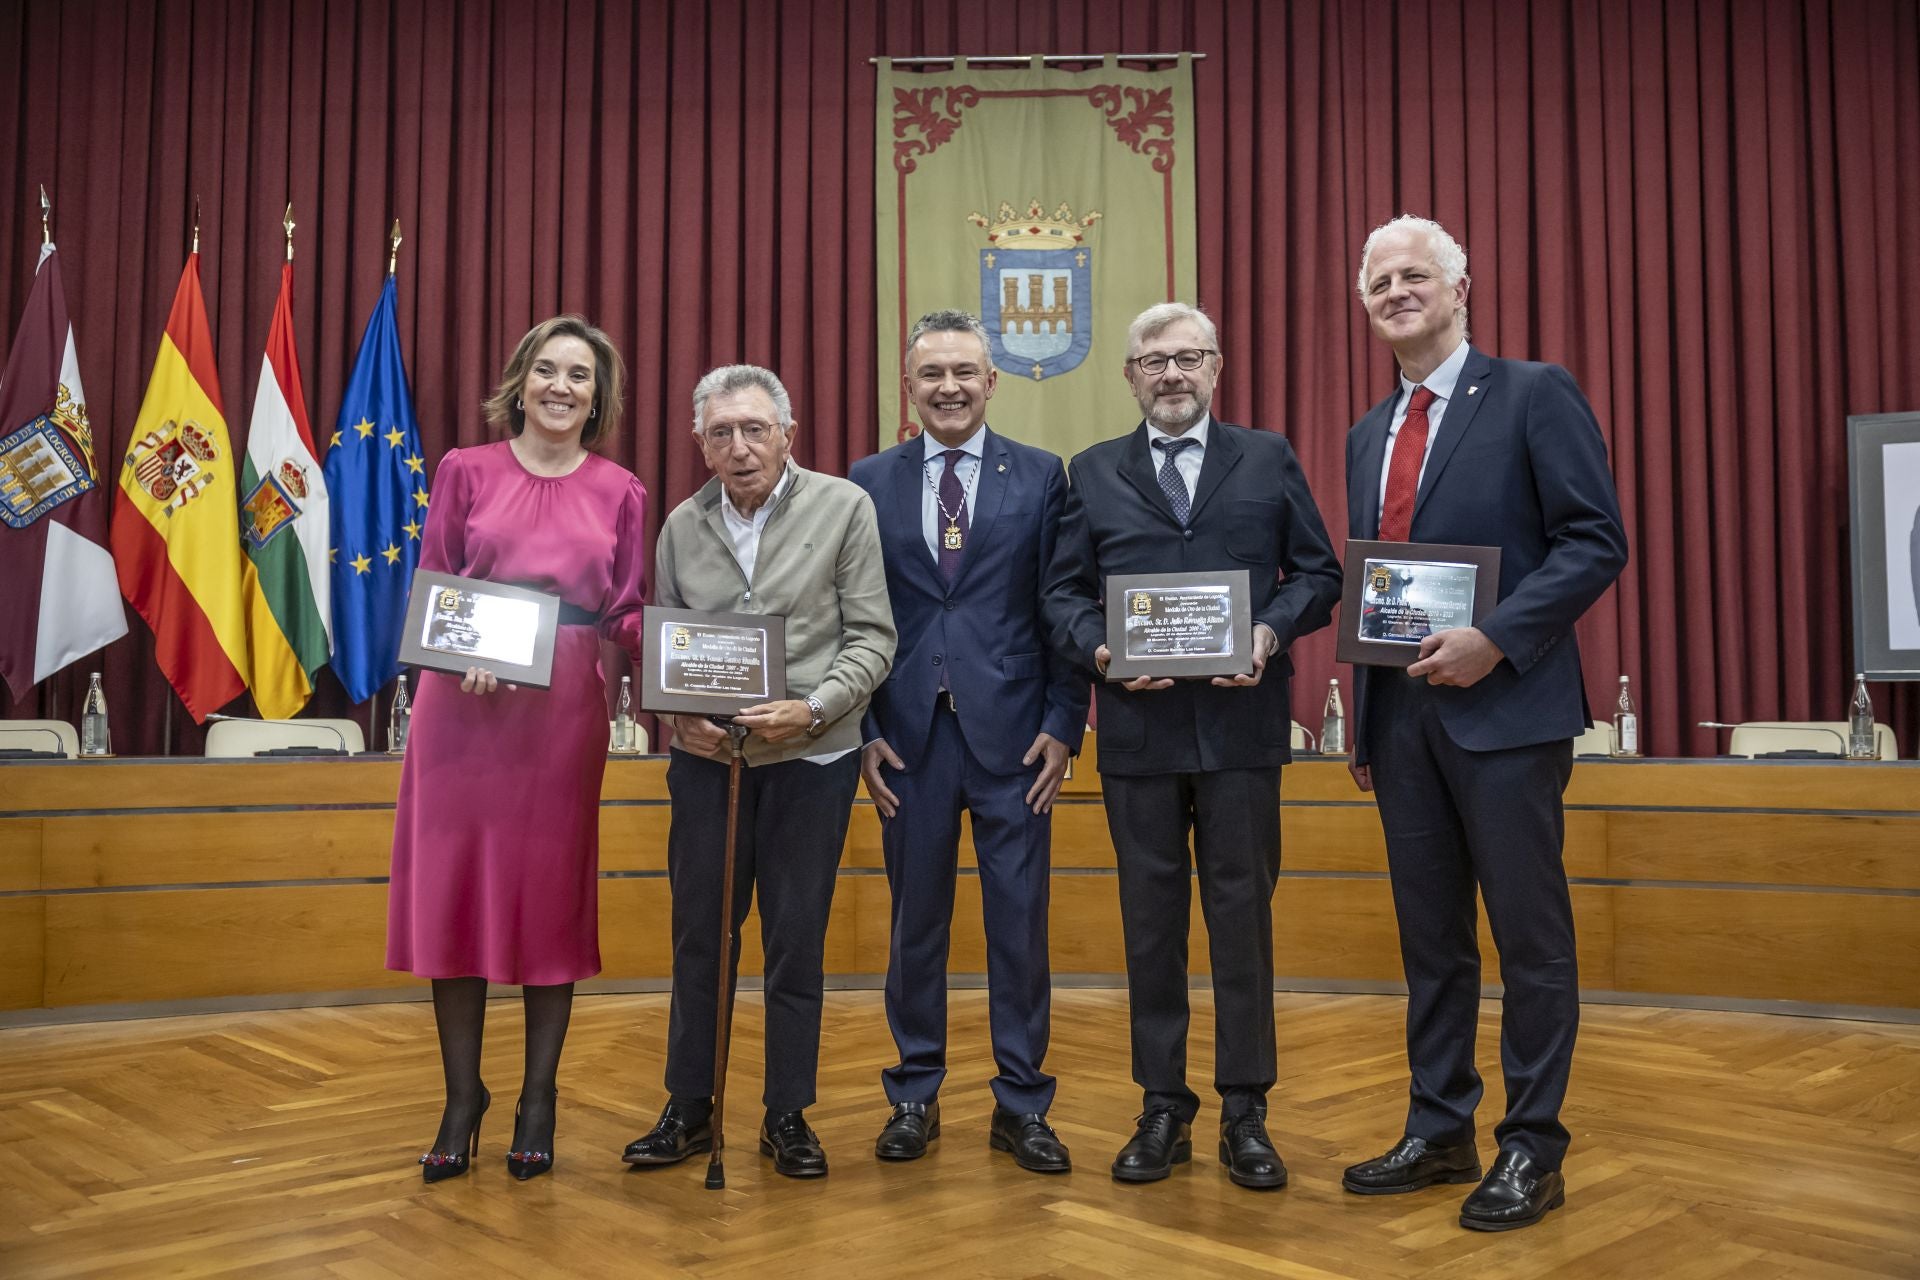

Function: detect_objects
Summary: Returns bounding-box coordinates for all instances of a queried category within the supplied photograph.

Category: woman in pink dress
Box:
[387,315,647,1182]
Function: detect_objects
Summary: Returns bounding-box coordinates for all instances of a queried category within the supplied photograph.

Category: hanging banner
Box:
[876,55,1198,458]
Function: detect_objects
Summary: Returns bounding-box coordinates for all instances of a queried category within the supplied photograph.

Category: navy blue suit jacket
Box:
[850,427,1088,775]
[1345,347,1629,763]
[1044,420,1342,776]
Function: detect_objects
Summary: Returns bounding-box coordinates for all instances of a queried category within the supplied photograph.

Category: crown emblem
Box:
[967,199,1102,250]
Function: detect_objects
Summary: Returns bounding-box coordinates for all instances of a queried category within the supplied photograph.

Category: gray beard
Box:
[1146,393,1208,432]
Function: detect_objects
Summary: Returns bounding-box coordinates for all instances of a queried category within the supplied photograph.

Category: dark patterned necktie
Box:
[1155,437,1196,526]
[938,448,969,582]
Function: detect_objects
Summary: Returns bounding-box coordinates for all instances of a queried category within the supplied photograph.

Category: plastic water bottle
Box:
[1611,675,1641,757]
[612,676,638,753]
[388,672,412,755]
[1320,678,1346,755]
[1848,673,1877,760]
[80,672,111,757]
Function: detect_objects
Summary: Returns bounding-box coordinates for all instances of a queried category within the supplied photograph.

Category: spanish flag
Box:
[110,254,248,721]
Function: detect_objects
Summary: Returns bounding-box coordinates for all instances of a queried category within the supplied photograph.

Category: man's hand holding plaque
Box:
[1096,620,1277,690]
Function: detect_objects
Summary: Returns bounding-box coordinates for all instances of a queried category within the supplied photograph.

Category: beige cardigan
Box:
[653,463,896,766]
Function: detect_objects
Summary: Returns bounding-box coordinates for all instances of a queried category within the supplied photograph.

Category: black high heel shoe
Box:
[507,1087,557,1181]
[418,1086,490,1184]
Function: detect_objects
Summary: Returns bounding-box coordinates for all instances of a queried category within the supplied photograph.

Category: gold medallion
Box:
[943,523,963,551]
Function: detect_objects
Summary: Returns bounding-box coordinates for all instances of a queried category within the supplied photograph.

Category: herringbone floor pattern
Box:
[1,991,1915,1278]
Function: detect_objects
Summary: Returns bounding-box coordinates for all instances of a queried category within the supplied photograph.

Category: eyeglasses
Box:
[698,420,781,446]
[1127,349,1216,376]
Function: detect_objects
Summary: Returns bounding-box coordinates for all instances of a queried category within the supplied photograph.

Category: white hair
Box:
[691,364,793,433]
[1126,301,1219,355]
[1355,214,1470,337]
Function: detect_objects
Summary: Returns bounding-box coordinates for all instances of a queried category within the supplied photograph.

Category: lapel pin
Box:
[1467,385,1477,396]
[997,463,1007,472]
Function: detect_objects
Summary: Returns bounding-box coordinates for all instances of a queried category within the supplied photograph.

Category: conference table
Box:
[1,741,1915,1021]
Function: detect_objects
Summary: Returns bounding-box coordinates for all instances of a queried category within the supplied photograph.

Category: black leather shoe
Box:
[621,1097,713,1167]
[874,1101,939,1160]
[760,1110,828,1178]
[989,1107,1071,1173]
[1218,1111,1287,1189]
[1110,1108,1191,1183]
[1459,1149,1565,1231]
[1342,1134,1482,1195]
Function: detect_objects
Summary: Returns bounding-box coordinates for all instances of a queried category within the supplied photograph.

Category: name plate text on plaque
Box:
[1104,570,1253,680]
[640,605,788,717]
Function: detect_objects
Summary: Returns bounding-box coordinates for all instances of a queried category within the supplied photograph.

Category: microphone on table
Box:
[1697,721,1846,759]
[205,713,352,757]
[0,725,69,759]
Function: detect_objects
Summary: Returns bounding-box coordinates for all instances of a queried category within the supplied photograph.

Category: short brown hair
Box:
[483,314,626,447]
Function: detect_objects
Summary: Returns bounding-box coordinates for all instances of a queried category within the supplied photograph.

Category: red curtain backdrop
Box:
[2,0,1915,757]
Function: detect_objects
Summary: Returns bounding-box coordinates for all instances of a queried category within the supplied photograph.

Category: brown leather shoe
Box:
[1342,1134,1482,1194]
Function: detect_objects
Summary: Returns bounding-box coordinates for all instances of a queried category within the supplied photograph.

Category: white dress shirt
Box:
[1377,337,1470,516]
[920,426,986,560]
[1147,414,1210,501]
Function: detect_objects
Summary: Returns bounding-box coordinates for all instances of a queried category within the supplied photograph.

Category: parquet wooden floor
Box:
[1,990,1916,1279]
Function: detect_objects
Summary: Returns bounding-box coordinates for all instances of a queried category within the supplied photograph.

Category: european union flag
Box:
[324,277,426,704]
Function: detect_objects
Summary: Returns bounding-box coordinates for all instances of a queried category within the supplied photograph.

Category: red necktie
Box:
[1377,385,1436,541]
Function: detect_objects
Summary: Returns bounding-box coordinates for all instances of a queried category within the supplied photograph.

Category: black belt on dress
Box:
[557,602,601,627]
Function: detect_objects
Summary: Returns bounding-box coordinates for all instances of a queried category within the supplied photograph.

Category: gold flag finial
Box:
[39,184,50,246]
[388,219,402,276]
[191,196,201,255]
[283,202,296,262]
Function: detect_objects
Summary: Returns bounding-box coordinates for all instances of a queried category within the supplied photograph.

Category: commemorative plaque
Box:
[1104,570,1253,680]
[398,570,560,688]
[639,605,788,718]
[1336,540,1501,668]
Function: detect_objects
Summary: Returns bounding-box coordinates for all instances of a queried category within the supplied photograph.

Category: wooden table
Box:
[2,743,1915,1019]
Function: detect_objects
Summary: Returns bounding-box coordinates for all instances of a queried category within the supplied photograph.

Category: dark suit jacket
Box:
[1344,346,1629,763]
[1044,420,1342,776]
[850,427,1088,775]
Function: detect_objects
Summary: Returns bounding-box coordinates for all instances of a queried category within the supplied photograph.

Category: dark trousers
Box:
[1102,766,1281,1123]
[1368,674,1578,1170]
[879,702,1055,1114]
[663,748,860,1114]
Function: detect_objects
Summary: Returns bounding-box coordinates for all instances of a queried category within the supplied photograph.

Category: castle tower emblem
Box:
[967,199,1100,381]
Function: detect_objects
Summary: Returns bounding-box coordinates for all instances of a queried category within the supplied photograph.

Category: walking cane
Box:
[705,719,752,1190]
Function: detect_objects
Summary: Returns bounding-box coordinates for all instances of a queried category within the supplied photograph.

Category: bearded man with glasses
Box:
[1043,302,1342,1191]
[622,364,895,1179]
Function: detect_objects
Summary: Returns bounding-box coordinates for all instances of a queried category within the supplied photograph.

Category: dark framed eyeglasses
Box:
[1127,348,1217,376]
[697,420,781,446]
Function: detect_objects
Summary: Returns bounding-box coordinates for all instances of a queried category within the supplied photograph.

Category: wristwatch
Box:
[803,695,827,737]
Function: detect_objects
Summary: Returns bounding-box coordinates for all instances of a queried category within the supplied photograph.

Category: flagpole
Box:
[283,202,295,263]
[191,196,200,255]
[371,216,404,752]
[35,188,58,722]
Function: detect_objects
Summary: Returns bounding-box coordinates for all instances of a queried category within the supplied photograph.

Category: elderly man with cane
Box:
[621,364,894,1180]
